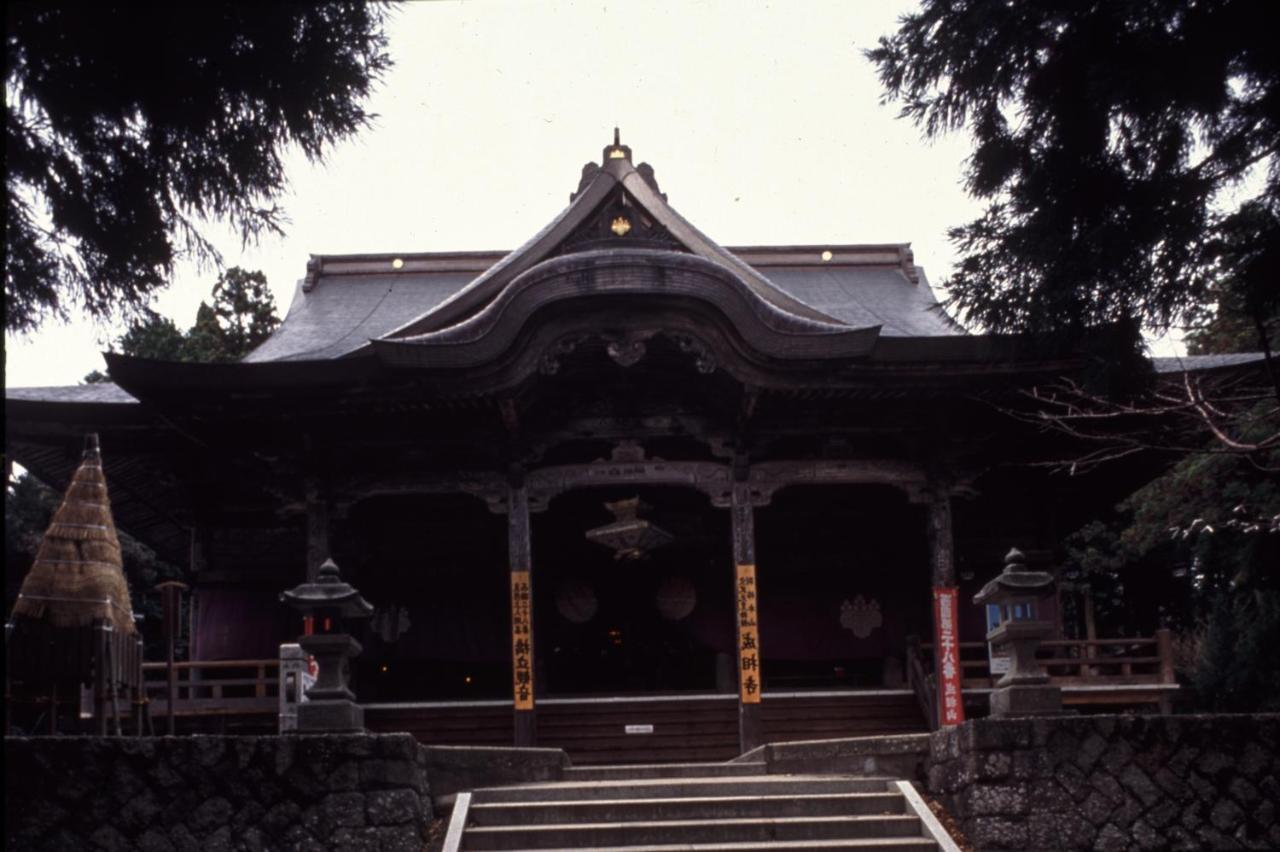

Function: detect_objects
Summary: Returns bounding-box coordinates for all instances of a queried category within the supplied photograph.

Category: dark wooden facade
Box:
[7,136,1179,759]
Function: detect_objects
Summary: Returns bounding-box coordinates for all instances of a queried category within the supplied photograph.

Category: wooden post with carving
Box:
[508,481,536,747]
[731,479,763,753]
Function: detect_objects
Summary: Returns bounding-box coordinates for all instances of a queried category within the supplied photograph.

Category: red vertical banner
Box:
[932,586,965,726]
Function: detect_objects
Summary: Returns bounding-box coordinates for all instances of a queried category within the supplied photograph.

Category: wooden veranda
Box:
[137,629,1178,763]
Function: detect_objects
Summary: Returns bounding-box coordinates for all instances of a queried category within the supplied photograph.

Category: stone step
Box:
[468,790,907,825]
[493,841,937,852]
[472,775,890,803]
[463,814,924,850]
[564,761,766,780]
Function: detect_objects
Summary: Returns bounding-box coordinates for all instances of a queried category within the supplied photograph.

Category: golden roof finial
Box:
[605,127,630,162]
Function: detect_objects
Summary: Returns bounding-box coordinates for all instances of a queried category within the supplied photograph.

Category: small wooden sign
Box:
[624,724,654,734]
[932,586,965,726]
[511,570,534,710]
[736,563,762,704]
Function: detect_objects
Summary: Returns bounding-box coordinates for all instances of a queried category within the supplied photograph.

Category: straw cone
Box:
[10,434,136,634]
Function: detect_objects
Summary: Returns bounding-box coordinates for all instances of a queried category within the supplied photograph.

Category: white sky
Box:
[2,0,1183,389]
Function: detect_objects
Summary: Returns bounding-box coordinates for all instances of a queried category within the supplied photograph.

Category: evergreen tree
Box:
[84,266,280,382]
[1062,307,1279,710]
[870,0,1280,354]
[5,2,390,332]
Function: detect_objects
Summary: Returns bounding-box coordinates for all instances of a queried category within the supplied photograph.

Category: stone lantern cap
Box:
[280,558,374,620]
[973,547,1056,606]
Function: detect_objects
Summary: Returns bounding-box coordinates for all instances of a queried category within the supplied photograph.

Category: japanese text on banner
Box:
[932,586,965,726]
[511,570,534,710]
[736,563,762,704]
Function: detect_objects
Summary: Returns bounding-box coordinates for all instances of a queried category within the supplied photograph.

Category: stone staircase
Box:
[444,761,955,851]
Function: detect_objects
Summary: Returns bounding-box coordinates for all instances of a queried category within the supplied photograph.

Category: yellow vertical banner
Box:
[510,570,534,710]
[736,563,761,704]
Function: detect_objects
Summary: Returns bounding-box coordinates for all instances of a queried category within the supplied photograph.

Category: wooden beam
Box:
[335,457,933,514]
[527,459,733,508]
[749,459,929,504]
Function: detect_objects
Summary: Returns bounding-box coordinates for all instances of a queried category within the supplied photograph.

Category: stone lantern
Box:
[280,558,374,732]
[972,548,1063,717]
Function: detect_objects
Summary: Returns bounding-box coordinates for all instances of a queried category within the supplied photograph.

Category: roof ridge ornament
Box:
[604,126,631,163]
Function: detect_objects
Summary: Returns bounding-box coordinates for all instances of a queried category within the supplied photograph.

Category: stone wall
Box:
[4,734,431,852]
[926,714,1280,851]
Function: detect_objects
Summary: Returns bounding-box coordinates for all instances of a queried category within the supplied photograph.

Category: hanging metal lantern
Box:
[585,497,673,561]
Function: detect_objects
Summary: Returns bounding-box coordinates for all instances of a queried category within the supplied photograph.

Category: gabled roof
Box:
[379,134,847,341]
[243,134,964,364]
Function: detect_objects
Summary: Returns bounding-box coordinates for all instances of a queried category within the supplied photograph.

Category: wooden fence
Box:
[907,630,1179,727]
[142,659,279,719]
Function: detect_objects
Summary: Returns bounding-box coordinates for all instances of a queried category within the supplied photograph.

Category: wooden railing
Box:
[143,659,279,717]
[906,629,1179,728]
[919,630,1177,689]
[904,635,938,731]
[146,632,1177,733]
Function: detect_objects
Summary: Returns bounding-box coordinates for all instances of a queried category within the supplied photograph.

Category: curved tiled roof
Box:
[241,245,963,364]
[763,265,963,337]
[6,383,138,404]
[243,271,476,363]
[240,137,967,364]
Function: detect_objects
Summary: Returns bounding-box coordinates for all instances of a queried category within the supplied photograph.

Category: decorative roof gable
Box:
[376,131,848,344]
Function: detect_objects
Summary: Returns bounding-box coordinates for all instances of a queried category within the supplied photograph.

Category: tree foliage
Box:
[1060,305,1280,709]
[84,266,279,381]
[182,267,280,363]
[1063,426,1279,709]
[5,2,390,332]
[870,0,1280,346]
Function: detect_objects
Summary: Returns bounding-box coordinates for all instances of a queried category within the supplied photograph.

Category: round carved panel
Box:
[555,578,598,624]
[655,575,697,621]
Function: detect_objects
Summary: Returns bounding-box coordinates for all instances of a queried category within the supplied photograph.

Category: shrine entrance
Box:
[754,484,932,691]
[534,486,733,697]
[345,471,938,759]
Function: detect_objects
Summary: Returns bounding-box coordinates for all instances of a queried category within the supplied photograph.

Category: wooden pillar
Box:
[157,581,187,735]
[926,493,963,726]
[508,483,536,747]
[94,621,110,736]
[1155,627,1175,715]
[731,480,763,753]
[926,494,956,587]
[3,623,12,736]
[305,481,330,583]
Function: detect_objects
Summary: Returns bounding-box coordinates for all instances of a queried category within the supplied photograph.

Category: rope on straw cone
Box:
[9,433,137,634]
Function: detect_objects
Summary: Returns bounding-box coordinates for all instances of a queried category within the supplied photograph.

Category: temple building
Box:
[9,135,1224,761]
